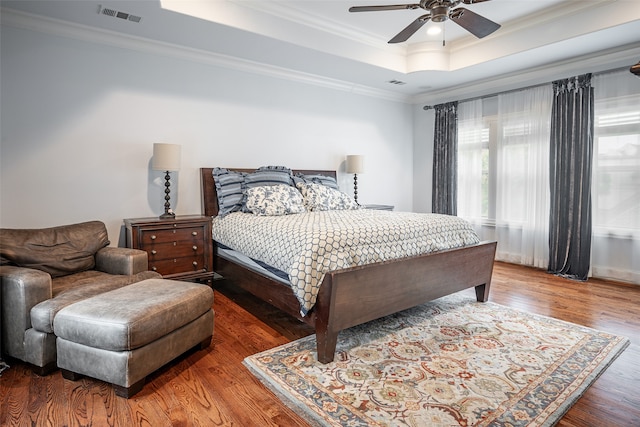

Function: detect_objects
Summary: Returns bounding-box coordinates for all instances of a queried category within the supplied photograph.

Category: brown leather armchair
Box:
[0,221,161,374]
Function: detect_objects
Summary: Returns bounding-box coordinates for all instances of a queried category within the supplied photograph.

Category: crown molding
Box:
[411,42,640,105]
[233,0,407,54]
[1,7,411,104]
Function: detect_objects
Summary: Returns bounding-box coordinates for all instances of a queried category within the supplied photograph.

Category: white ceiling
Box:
[2,0,640,103]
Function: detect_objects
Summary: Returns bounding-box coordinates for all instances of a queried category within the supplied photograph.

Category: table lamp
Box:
[152,143,181,219]
[346,154,364,205]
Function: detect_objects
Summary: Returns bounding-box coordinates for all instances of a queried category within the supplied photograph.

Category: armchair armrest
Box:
[95,247,148,276]
[1,265,52,359]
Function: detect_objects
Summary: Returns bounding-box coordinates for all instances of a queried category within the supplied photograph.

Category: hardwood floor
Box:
[1,261,639,426]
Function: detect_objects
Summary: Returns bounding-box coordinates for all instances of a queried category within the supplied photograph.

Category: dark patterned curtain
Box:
[432,101,458,215]
[548,74,594,280]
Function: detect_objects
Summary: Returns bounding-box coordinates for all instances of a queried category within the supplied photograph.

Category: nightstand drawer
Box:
[147,241,205,260]
[140,226,204,245]
[149,255,206,276]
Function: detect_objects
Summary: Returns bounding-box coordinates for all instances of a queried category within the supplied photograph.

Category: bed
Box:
[201,167,497,363]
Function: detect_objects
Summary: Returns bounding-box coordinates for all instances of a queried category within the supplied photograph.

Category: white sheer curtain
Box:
[458,87,552,268]
[457,99,485,226]
[592,71,640,284]
[494,86,552,268]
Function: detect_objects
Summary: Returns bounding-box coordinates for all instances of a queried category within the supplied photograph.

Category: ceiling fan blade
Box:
[450,7,500,38]
[461,0,493,4]
[388,14,430,43]
[349,4,420,12]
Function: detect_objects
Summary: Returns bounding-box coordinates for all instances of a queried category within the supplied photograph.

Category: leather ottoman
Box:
[54,278,214,398]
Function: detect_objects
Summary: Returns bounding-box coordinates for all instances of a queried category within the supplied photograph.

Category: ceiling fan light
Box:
[431,6,449,22]
[427,26,442,35]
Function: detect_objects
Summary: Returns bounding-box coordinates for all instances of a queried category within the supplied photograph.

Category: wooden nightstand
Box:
[363,204,394,211]
[124,215,214,283]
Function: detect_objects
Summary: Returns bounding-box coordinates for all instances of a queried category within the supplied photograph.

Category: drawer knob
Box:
[192,261,198,267]
[191,231,198,236]
[150,235,156,240]
[151,266,157,271]
[192,245,198,251]
[151,250,157,255]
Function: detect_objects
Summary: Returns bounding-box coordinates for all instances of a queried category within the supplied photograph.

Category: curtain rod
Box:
[423,65,631,110]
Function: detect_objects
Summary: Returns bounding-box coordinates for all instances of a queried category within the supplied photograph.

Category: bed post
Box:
[475,283,490,302]
[474,241,496,302]
[313,275,339,363]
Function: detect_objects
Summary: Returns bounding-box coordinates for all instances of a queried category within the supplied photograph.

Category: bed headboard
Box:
[200,167,337,217]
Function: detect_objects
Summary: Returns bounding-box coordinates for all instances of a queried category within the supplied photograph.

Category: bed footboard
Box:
[313,240,497,363]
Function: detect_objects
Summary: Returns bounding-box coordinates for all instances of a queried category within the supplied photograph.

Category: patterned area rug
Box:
[244,294,629,427]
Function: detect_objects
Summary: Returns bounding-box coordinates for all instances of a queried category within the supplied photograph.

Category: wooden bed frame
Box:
[201,168,497,363]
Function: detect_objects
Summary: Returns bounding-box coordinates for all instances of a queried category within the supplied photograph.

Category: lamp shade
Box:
[346,155,364,174]
[152,143,181,171]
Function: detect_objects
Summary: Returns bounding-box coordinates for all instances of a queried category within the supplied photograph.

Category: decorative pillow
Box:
[244,166,293,189]
[292,173,339,190]
[245,185,306,216]
[296,182,359,211]
[213,168,246,216]
[242,166,294,212]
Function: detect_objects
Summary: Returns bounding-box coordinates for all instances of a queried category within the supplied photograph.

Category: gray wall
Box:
[1,24,414,242]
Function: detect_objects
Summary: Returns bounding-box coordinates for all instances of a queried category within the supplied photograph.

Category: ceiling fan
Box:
[349,0,501,44]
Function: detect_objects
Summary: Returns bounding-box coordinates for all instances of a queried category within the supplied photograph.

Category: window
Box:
[455,73,638,282]
[593,95,640,235]
[591,70,640,283]
[458,119,491,220]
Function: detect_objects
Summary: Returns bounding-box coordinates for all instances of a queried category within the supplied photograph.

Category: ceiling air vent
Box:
[387,80,406,86]
[97,5,142,23]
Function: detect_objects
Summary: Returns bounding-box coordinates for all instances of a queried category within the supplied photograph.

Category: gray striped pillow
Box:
[244,166,293,189]
[212,168,246,216]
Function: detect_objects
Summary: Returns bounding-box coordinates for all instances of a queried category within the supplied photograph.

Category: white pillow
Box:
[296,182,359,211]
[245,184,306,216]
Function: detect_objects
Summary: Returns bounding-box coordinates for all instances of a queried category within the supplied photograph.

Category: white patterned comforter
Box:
[212,210,480,315]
